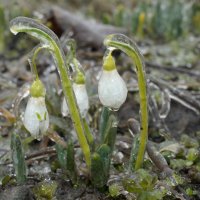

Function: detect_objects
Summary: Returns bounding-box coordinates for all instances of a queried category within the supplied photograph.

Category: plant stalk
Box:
[104,34,148,170]
[10,17,91,167]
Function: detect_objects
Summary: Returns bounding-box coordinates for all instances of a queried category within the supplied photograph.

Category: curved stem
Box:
[10,17,91,167]
[104,34,148,170]
[32,47,40,79]
[65,39,77,60]
[65,39,84,77]
[30,46,51,80]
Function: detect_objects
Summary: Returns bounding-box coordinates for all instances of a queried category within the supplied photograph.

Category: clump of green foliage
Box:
[94,0,199,41]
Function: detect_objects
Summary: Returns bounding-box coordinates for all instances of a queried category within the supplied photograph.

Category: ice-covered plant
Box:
[61,41,89,118]
[10,17,148,187]
[10,16,91,167]
[102,34,148,170]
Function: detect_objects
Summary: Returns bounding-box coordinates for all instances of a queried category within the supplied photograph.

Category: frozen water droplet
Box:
[108,107,119,112]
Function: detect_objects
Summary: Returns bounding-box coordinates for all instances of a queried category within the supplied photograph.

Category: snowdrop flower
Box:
[62,72,89,118]
[23,79,49,138]
[98,53,127,109]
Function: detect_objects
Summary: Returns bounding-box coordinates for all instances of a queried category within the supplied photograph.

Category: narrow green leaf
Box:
[99,107,111,143]
[11,132,27,184]
[56,140,77,183]
[91,153,106,188]
[66,140,77,183]
[82,118,94,149]
[0,6,6,52]
[103,114,118,153]
[56,144,67,170]
[129,135,140,172]
[97,144,111,181]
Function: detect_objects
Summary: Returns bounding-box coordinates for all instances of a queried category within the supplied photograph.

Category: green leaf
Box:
[91,153,106,188]
[96,144,111,181]
[11,132,27,184]
[99,106,111,143]
[66,140,77,183]
[123,169,157,193]
[99,107,118,157]
[129,135,140,172]
[82,118,94,149]
[56,140,77,183]
[56,144,67,170]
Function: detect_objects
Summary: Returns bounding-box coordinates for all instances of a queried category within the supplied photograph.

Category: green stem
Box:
[65,39,77,61]
[65,39,85,83]
[82,118,94,148]
[10,17,91,167]
[30,46,52,80]
[104,34,148,170]
[31,46,44,79]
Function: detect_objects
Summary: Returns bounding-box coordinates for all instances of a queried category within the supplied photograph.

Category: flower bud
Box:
[23,96,49,138]
[98,54,127,109]
[23,80,49,138]
[62,83,89,118]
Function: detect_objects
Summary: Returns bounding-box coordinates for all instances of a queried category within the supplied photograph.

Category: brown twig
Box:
[150,76,200,115]
[146,62,200,78]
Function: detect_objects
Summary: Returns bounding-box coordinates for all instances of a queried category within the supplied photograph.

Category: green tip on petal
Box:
[30,79,46,97]
[103,53,116,71]
[74,71,85,84]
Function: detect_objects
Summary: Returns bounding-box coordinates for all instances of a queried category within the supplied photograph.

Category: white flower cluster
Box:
[23,53,127,138]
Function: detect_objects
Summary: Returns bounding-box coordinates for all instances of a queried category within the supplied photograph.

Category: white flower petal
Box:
[61,83,89,118]
[98,69,127,109]
[73,83,89,118]
[61,97,69,117]
[23,97,49,138]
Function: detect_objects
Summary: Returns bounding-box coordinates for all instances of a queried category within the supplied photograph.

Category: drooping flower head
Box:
[23,79,49,138]
[62,71,89,118]
[98,52,128,109]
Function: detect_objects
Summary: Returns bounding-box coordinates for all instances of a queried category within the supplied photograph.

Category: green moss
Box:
[109,183,121,197]
[186,148,199,162]
[33,180,57,199]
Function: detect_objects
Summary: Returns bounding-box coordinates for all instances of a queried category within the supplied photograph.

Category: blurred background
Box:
[0,0,200,137]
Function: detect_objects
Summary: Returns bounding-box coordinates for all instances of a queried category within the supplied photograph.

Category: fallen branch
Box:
[47,6,127,49]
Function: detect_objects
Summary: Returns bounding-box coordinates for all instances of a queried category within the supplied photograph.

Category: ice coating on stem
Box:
[9,17,67,73]
[10,17,60,46]
[10,16,91,167]
[104,34,148,170]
